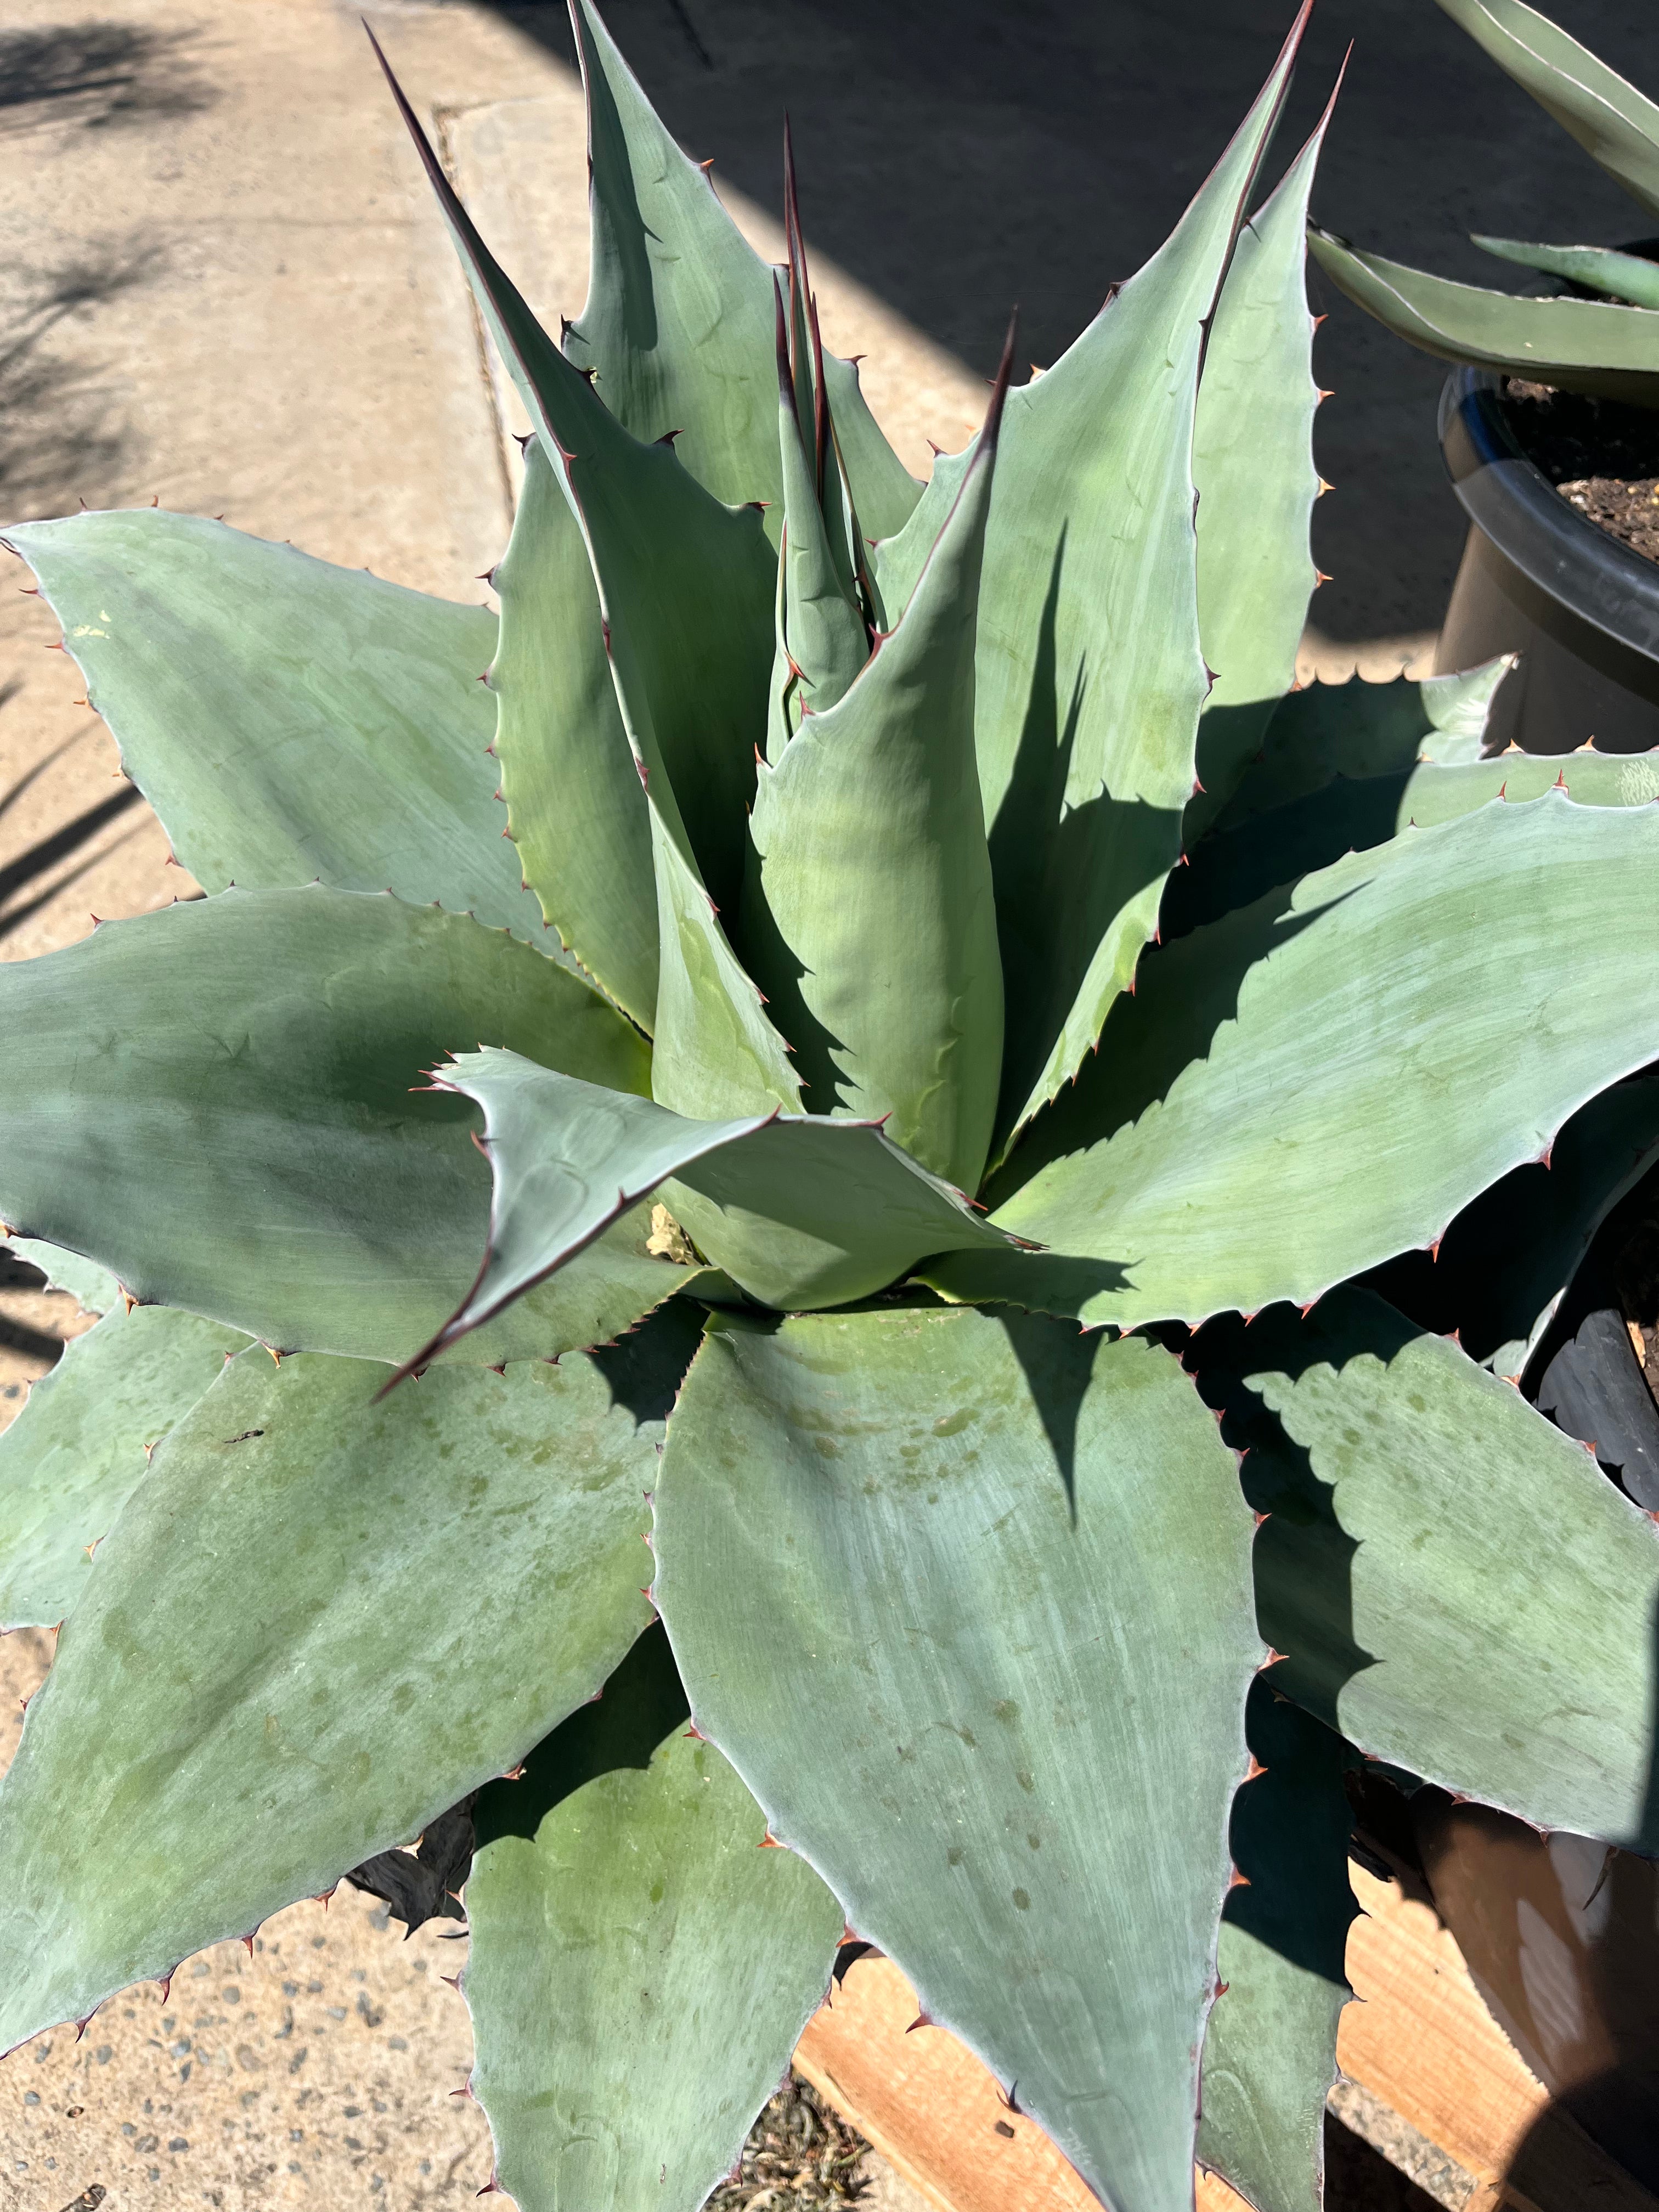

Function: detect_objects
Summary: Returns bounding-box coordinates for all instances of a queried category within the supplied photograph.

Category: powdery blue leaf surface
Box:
[646,795,803,1123]
[490,436,656,1027]
[417,1049,1018,1359]
[0,1342,664,2050]
[744,352,1006,1187]
[931,795,1659,1329]
[1365,1076,1659,1380]
[1168,732,1646,940]
[1188,94,1328,835]
[766,290,868,737]
[374,39,805,1124]
[0,1303,245,1629]
[1215,1287,1659,1849]
[872,10,1311,1160]
[0,886,687,1363]
[467,1719,841,2212]
[4,510,562,954]
[4,1240,120,1317]
[1197,1684,1356,2212]
[375,35,770,915]
[1206,661,1515,831]
[565,0,918,536]
[655,1305,1261,2212]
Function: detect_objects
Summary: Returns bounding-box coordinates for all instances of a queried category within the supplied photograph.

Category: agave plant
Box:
[1310,0,1659,403]
[3,7,1659,2212]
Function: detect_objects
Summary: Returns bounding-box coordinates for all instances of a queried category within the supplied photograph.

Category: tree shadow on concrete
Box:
[0,1248,74,1367]
[0,236,166,520]
[488,0,1656,640]
[0,781,146,945]
[0,19,213,136]
[0,21,202,512]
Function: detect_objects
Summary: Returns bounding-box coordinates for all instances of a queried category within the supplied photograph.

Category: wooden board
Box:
[794,1861,1659,2212]
[794,1949,1251,2212]
[1341,1862,1657,2212]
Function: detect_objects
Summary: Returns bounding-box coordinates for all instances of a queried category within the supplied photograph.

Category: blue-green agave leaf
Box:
[472,1623,692,1856]
[565,0,919,538]
[467,1695,842,2211]
[1435,0,1659,221]
[564,0,780,508]
[1401,748,1659,807]
[397,1053,769,1370]
[0,1341,664,2050]
[743,337,1009,1188]
[373,35,804,1120]
[1472,234,1659,309]
[0,1304,245,1630]
[871,7,1310,1160]
[927,795,1659,1329]
[1305,230,1659,406]
[1171,737,1655,941]
[411,1048,1020,1362]
[1212,1286,1659,1849]
[654,1306,1261,2212]
[1210,660,1514,829]
[1367,1076,1659,1381]
[1197,1684,1356,2212]
[777,166,867,613]
[2,511,562,955]
[646,799,803,1122]
[4,1240,120,1316]
[1188,88,1331,838]
[0,887,691,1363]
[490,436,656,1028]
[769,280,868,742]
[1409,657,1521,763]
[372,29,769,916]
[821,352,924,545]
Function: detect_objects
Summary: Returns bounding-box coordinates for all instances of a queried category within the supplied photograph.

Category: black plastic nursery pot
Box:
[1436,364,1659,754]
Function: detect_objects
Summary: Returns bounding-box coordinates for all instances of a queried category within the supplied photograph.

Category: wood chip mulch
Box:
[709,2074,872,2209]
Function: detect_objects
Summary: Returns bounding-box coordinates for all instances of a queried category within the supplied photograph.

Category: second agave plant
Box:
[1,7,1658,2212]
[1310,0,1659,403]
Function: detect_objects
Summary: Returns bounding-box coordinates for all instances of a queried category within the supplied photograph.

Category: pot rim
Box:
[1437,364,1659,667]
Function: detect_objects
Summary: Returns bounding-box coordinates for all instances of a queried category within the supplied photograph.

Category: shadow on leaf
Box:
[473,1621,689,1852]
[988,879,1328,1211]
[989,534,1184,1152]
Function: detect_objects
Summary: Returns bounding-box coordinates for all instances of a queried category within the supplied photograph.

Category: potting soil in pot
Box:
[1503,380,1659,564]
